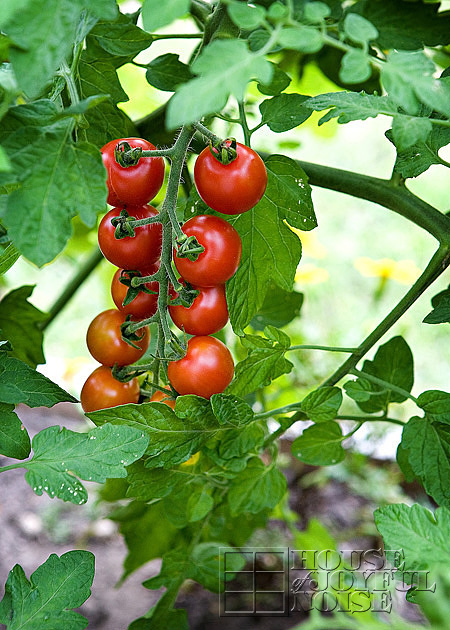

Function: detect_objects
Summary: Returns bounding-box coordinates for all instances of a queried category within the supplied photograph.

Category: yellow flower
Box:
[290,227,327,259]
[180,452,200,467]
[295,264,329,285]
[354,257,421,285]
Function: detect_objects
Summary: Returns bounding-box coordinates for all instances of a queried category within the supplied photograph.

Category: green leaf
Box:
[381,50,437,116]
[355,336,414,413]
[141,0,190,31]
[24,424,149,504]
[344,378,372,402]
[259,93,311,132]
[0,402,31,459]
[401,416,450,507]
[351,0,450,50]
[88,395,253,468]
[113,501,180,580]
[391,115,433,152]
[228,329,293,397]
[54,95,110,118]
[390,125,450,179]
[4,0,83,97]
[88,15,152,57]
[0,145,11,172]
[227,458,287,516]
[0,354,77,407]
[423,286,450,324]
[217,423,265,459]
[301,386,343,422]
[417,390,450,424]
[339,50,372,84]
[292,421,345,465]
[228,1,266,29]
[303,2,331,23]
[166,39,272,129]
[191,542,245,592]
[343,14,378,44]
[0,243,19,276]
[127,461,188,502]
[396,442,416,483]
[0,550,94,629]
[210,393,254,426]
[250,282,303,331]
[374,503,450,571]
[187,486,214,522]
[145,53,193,92]
[0,286,47,367]
[226,155,314,332]
[2,113,107,265]
[256,63,291,96]
[278,26,324,53]
[305,91,398,125]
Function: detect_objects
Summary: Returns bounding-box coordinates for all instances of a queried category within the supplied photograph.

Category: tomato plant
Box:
[86,309,149,366]
[174,215,242,287]
[167,335,234,399]
[169,282,228,335]
[101,137,165,206]
[111,266,159,320]
[98,205,162,270]
[194,142,267,214]
[80,365,140,412]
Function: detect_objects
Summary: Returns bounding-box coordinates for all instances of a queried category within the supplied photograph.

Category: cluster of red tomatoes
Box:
[80,136,267,413]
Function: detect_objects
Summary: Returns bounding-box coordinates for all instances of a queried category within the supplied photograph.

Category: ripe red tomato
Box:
[194,142,267,215]
[86,309,149,367]
[111,265,159,321]
[174,215,242,287]
[149,390,176,409]
[169,283,228,335]
[80,365,140,412]
[101,137,165,206]
[98,205,162,270]
[167,336,234,399]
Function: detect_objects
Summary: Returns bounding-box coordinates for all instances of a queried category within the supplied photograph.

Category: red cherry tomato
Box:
[101,137,165,206]
[86,309,149,367]
[149,390,176,409]
[111,265,159,321]
[167,336,234,399]
[80,366,140,412]
[194,142,267,215]
[169,283,228,335]
[174,215,242,287]
[98,205,162,270]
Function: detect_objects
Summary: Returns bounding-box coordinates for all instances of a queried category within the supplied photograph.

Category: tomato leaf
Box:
[305,91,398,125]
[0,551,94,629]
[145,53,193,92]
[259,93,312,132]
[87,14,152,58]
[374,503,450,571]
[423,286,450,324]
[0,402,31,460]
[23,424,149,504]
[0,285,47,368]
[301,386,343,423]
[0,354,77,407]
[227,458,287,516]
[291,421,345,465]
[400,416,450,508]
[166,39,273,129]
[141,0,190,32]
[0,243,19,276]
[251,282,303,331]
[417,390,450,424]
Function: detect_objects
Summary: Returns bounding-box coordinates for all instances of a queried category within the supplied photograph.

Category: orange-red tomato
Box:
[149,390,176,409]
[86,309,149,367]
[111,266,159,321]
[80,366,140,412]
[169,283,228,335]
[167,335,234,399]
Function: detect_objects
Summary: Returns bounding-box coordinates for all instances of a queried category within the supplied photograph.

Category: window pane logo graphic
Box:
[220,547,289,616]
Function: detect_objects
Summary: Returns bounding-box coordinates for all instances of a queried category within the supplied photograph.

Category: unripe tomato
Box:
[101,137,165,206]
[149,390,176,409]
[174,215,242,287]
[111,265,159,321]
[194,142,267,214]
[167,336,234,399]
[86,309,149,367]
[80,366,140,412]
[98,205,162,270]
[169,283,228,335]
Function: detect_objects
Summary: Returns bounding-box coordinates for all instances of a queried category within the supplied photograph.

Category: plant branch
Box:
[349,368,418,403]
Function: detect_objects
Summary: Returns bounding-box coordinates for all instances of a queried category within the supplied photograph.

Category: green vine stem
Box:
[41,247,104,331]
[288,344,359,353]
[349,368,419,404]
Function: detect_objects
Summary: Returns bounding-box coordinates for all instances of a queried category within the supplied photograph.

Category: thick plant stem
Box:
[322,245,450,387]
[41,247,104,331]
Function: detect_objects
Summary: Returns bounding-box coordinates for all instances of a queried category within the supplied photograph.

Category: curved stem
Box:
[322,245,450,387]
[289,344,359,353]
[41,247,104,331]
[350,368,418,404]
[336,414,405,426]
